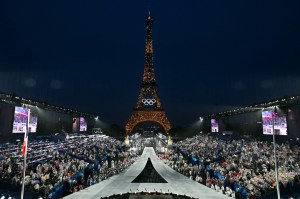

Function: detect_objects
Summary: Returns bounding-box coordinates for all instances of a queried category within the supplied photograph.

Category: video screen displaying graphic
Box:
[211,119,219,132]
[79,117,87,132]
[29,114,38,133]
[13,106,37,133]
[72,117,80,132]
[262,111,287,135]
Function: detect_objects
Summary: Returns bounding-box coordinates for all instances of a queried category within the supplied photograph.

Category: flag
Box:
[272,111,276,118]
[22,137,27,156]
[21,108,30,157]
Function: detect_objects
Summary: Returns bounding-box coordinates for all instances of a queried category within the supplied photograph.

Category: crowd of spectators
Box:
[2,131,300,199]
[0,134,139,199]
[162,134,300,198]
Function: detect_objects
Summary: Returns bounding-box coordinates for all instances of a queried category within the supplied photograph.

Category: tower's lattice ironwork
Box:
[125,13,171,134]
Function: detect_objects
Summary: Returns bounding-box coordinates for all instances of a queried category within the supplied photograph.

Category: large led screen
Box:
[13,107,37,133]
[262,111,287,135]
[79,117,87,132]
[211,119,219,132]
[29,114,38,133]
[72,117,80,132]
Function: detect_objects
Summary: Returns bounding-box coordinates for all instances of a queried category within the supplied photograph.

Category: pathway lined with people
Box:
[64,147,229,199]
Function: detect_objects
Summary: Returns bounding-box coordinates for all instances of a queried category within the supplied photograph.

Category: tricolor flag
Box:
[22,136,28,156]
[272,111,276,118]
[21,109,30,157]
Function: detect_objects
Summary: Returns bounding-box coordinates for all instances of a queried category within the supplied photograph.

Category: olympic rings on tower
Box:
[142,98,156,106]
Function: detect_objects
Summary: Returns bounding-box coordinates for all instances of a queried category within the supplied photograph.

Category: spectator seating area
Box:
[0,135,139,199]
[2,132,300,199]
[162,134,300,199]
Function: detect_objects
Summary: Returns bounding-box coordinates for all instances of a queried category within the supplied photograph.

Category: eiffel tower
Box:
[125,12,171,135]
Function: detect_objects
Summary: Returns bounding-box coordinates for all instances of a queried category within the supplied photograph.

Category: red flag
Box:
[22,137,27,156]
[272,111,276,118]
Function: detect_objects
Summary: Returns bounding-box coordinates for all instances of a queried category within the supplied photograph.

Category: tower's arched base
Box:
[125,109,171,135]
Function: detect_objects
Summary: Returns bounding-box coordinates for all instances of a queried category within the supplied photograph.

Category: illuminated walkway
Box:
[64,147,229,199]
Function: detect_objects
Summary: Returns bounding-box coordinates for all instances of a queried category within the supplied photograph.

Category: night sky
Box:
[0,0,300,126]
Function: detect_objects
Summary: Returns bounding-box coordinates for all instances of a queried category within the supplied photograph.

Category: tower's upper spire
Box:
[143,12,155,83]
[147,11,152,20]
[145,11,153,54]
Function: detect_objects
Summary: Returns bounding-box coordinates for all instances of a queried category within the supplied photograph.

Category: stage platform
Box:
[64,147,229,199]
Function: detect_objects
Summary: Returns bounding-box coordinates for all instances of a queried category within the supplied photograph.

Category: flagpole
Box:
[21,109,30,199]
[272,106,280,199]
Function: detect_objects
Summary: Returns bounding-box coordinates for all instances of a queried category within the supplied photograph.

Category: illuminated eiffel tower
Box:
[125,12,171,135]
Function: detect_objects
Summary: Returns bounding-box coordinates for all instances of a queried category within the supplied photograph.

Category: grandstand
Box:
[0,92,300,199]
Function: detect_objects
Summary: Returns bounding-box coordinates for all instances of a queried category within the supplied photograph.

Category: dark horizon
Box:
[1,0,300,126]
